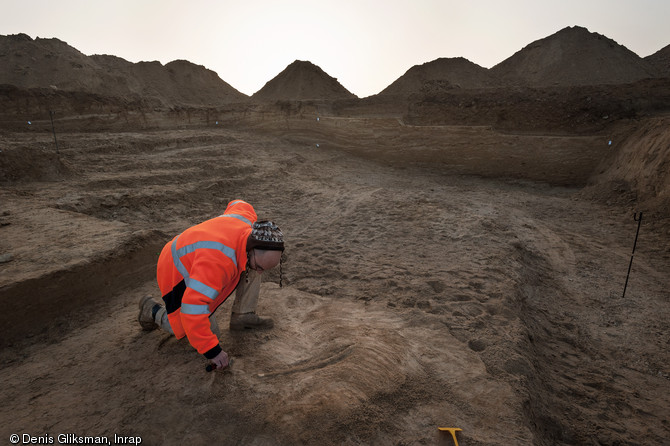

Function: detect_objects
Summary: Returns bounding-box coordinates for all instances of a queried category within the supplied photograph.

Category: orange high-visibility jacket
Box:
[156,200,257,358]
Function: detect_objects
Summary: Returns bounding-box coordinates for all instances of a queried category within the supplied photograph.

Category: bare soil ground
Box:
[0,119,668,445]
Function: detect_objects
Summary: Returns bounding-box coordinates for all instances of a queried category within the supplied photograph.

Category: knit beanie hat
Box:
[246,220,285,251]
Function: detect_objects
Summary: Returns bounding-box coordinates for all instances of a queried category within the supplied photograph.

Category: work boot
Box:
[138,295,160,331]
[229,312,274,330]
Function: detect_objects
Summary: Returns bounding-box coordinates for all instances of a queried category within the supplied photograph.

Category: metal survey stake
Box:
[622,212,642,298]
[49,110,59,154]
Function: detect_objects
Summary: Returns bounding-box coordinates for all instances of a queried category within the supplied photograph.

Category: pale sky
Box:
[2,0,668,97]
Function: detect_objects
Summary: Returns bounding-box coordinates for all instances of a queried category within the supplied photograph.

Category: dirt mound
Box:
[581,116,670,217]
[645,44,670,75]
[0,33,247,106]
[251,60,357,101]
[91,55,248,106]
[491,26,659,87]
[0,34,104,92]
[377,57,496,97]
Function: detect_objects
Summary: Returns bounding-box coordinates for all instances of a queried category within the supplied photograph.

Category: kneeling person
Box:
[138,200,285,370]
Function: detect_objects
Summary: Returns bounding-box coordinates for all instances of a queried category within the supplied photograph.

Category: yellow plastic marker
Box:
[438,427,462,446]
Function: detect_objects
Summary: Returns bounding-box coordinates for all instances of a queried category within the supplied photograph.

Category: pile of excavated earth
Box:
[1,25,669,445]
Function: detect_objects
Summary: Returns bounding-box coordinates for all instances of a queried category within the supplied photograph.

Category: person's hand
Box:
[209,350,230,370]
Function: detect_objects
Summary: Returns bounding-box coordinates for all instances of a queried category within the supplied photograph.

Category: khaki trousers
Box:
[155,270,262,335]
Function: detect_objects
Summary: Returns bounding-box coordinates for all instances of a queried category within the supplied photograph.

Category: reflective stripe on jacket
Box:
[156,200,257,356]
